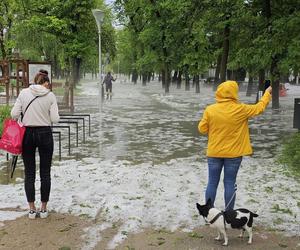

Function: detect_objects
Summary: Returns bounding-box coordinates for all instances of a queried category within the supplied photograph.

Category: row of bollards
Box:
[51,113,91,160]
[4,113,92,181]
[5,113,91,174]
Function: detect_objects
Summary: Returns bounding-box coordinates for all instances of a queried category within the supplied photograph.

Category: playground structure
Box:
[0,58,74,111]
[0,59,52,105]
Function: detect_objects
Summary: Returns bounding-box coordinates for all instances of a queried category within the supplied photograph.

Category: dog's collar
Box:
[208,211,224,224]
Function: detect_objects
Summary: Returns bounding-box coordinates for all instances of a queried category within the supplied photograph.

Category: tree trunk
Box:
[172,71,178,84]
[246,76,253,97]
[258,69,265,92]
[69,58,77,112]
[62,76,70,107]
[53,54,58,78]
[161,69,166,89]
[195,75,200,93]
[271,56,280,109]
[192,75,196,88]
[185,70,190,91]
[177,71,182,89]
[142,73,147,86]
[255,69,265,103]
[264,0,279,109]
[213,54,222,89]
[164,65,170,94]
[132,69,138,84]
[280,74,289,83]
[219,25,230,83]
[74,58,81,85]
[147,72,151,82]
[228,69,237,80]
[0,30,6,59]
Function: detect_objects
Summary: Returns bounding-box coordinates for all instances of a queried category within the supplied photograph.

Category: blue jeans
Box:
[205,157,242,211]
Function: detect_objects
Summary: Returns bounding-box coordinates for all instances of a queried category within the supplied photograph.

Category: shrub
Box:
[0,105,12,135]
[278,132,300,178]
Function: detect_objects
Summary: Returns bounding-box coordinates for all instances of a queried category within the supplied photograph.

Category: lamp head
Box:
[92,9,104,29]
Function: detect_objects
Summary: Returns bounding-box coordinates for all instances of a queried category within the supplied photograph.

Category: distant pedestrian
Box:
[11,69,59,219]
[102,72,116,99]
[198,80,272,211]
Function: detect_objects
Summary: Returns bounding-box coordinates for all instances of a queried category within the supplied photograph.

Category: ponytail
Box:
[34,69,50,85]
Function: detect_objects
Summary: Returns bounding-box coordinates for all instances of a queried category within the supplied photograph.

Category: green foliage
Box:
[0,105,11,136]
[1,0,116,81]
[278,133,300,178]
[114,0,300,95]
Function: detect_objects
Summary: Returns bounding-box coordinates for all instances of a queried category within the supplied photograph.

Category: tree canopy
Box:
[113,0,300,107]
[0,0,116,83]
[1,0,299,108]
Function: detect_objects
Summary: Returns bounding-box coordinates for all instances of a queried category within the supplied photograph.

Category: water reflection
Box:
[0,159,24,185]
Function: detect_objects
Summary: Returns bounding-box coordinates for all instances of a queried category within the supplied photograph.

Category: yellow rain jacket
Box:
[198,81,271,157]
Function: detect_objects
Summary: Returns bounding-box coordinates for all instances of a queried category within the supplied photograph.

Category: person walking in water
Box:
[102,71,116,99]
[11,69,59,219]
[198,80,272,211]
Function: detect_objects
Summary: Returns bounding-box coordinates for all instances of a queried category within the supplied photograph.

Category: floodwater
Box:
[1,78,300,244]
[0,78,297,184]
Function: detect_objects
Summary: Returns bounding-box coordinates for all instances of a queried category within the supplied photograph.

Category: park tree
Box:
[233,0,300,108]
[114,0,300,106]
[2,0,116,81]
[113,29,137,80]
[6,0,116,109]
[0,0,18,59]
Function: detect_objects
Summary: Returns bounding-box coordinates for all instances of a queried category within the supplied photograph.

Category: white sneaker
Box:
[28,210,37,219]
[40,210,48,219]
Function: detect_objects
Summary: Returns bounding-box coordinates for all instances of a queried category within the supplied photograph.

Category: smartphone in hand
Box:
[264,80,271,91]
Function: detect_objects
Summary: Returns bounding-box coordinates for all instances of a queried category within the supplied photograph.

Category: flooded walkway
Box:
[0,79,299,248]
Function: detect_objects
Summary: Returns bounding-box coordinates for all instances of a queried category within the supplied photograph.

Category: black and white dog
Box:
[196,199,258,246]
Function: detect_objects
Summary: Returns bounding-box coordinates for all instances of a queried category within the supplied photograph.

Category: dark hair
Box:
[34,69,50,85]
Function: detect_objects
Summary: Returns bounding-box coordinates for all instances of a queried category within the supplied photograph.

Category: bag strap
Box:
[21,96,39,122]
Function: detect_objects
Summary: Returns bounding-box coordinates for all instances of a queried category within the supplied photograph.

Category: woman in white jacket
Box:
[11,69,59,219]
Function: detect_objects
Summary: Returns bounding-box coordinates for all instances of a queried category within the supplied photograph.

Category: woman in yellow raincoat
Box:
[198,80,272,210]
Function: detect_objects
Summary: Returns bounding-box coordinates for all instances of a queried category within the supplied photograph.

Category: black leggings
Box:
[22,127,53,202]
[105,83,112,93]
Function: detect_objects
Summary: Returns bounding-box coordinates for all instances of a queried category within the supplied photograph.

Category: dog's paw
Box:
[214,236,221,241]
[222,242,228,246]
[247,240,252,245]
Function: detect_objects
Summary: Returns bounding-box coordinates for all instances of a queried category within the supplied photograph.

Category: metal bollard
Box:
[293,98,300,131]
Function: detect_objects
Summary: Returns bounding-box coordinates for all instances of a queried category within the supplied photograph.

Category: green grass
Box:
[270,204,293,215]
[0,106,12,136]
[187,232,203,239]
[59,247,71,250]
[52,85,82,96]
[278,132,300,178]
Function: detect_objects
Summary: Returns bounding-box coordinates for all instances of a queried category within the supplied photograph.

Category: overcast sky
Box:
[105,0,115,4]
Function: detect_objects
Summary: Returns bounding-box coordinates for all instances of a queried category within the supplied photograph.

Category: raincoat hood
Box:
[29,84,50,97]
[215,81,239,102]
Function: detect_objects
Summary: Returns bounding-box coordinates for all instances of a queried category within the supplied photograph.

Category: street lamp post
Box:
[92,9,104,84]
